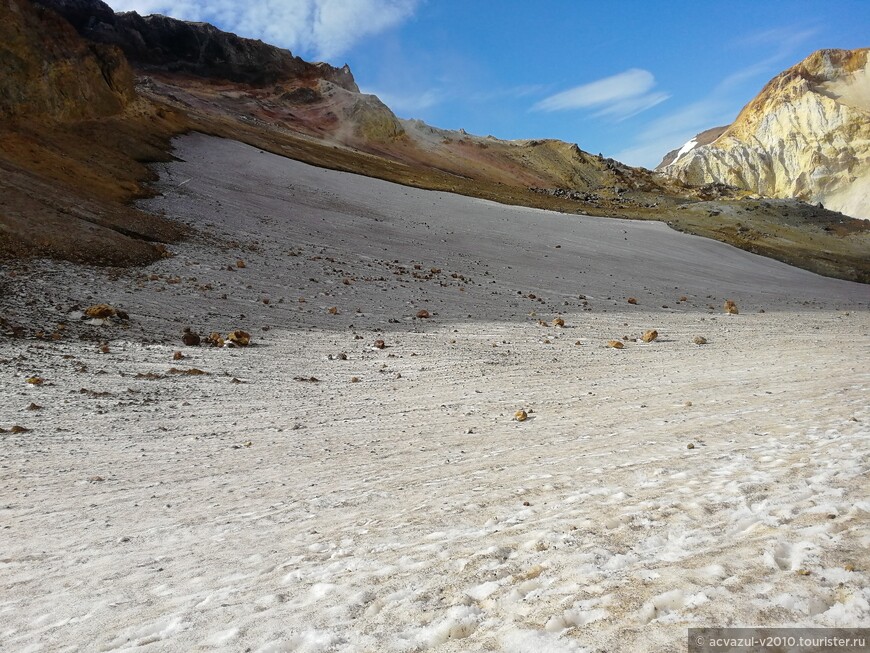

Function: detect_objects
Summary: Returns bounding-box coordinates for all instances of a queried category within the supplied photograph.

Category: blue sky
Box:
[110,0,868,168]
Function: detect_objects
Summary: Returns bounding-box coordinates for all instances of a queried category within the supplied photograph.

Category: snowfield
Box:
[1,134,868,652]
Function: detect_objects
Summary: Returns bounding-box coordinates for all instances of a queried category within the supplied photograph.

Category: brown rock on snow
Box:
[724,300,739,314]
[641,329,658,343]
[227,330,251,346]
[182,328,201,346]
[85,304,115,319]
[607,340,625,349]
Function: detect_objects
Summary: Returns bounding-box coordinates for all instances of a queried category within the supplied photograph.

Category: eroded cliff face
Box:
[662,49,870,219]
[0,0,133,121]
[36,0,359,90]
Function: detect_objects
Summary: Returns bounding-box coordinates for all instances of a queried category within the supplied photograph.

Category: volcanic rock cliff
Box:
[36,0,359,89]
[1,0,133,121]
[661,49,870,219]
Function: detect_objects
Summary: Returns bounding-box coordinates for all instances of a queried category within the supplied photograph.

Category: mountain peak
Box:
[660,47,870,219]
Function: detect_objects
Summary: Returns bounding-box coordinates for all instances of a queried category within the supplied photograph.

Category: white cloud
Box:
[532,69,669,120]
[106,0,419,61]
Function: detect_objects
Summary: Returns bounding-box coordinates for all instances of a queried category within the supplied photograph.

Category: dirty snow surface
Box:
[1,134,868,653]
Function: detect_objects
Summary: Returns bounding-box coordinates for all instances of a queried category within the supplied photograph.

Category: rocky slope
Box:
[0,0,187,265]
[1,0,132,121]
[2,0,867,280]
[656,126,729,170]
[661,49,870,219]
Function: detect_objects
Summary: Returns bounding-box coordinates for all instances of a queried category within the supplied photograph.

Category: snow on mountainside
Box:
[660,48,870,219]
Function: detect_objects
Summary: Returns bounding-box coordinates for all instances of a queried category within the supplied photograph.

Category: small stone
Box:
[10,425,30,434]
[227,330,250,346]
[724,299,739,314]
[416,309,431,319]
[641,329,658,343]
[207,332,225,347]
[693,336,708,345]
[84,304,115,319]
[374,339,386,349]
[627,297,638,305]
[328,306,339,315]
[844,563,855,572]
[351,376,360,383]
[522,501,531,507]
[337,352,348,360]
[687,443,695,449]
[26,403,41,411]
[26,376,44,385]
[88,475,105,483]
[182,329,201,346]
[514,409,528,422]
[100,344,110,354]
[236,259,246,268]
[679,296,688,302]
[172,351,184,361]
[607,340,624,349]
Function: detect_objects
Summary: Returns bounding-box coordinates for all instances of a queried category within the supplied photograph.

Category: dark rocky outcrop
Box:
[37,0,359,90]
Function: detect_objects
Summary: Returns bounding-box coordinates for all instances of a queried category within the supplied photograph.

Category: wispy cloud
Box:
[532,69,670,120]
[613,100,731,169]
[107,0,420,61]
[615,25,821,168]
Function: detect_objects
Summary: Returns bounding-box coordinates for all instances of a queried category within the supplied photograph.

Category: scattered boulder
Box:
[374,339,386,349]
[328,306,339,315]
[207,332,225,347]
[182,328,201,346]
[552,317,565,327]
[82,304,130,321]
[26,403,41,411]
[10,425,30,434]
[227,330,251,346]
[236,259,246,268]
[169,367,208,376]
[641,329,658,343]
[172,351,184,361]
[724,299,739,314]
[416,309,431,319]
[687,443,695,449]
[627,297,638,305]
[693,336,708,345]
[607,340,625,349]
[84,304,115,319]
[514,409,528,422]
